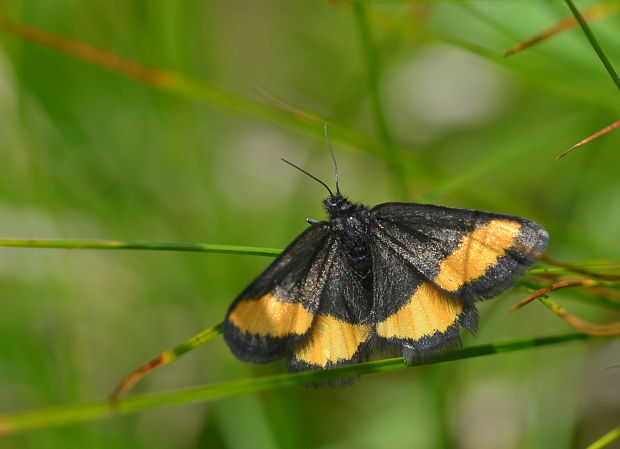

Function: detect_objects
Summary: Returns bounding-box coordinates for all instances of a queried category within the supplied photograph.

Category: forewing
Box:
[371,202,548,363]
[287,238,373,375]
[372,202,548,300]
[223,223,331,364]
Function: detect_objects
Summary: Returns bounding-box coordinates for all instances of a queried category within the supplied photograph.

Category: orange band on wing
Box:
[228,294,314,337]
[294,314,371,367]
[434,219,522,292]
[376,282,463,340]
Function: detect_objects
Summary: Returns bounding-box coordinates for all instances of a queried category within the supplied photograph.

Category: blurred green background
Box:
[0,1,619,448]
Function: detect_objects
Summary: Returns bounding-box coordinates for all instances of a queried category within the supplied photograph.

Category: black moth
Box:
[222,133,548,379]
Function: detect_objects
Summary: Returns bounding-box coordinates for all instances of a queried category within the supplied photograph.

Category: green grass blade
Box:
[111,323,224,401]
[0,239,281,257]
[0,333,594,436]
[352,0,407,198]
[421,31,616,109]
[586,425,620,449]
[167,74,386,156]
[418,116,578,203]
[564,0,620,90]
[0,16,386,160]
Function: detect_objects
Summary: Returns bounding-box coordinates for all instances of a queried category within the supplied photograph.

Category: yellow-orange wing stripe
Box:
[293,314,371,367]
[376,282,463,340]
[434,219,522,292]
[228,294,314,337]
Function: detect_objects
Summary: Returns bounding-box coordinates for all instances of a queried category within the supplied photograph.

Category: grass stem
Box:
[0,239,281,257]
[0,333,593,436]
[352,0,408,198]
[564,0,620,91]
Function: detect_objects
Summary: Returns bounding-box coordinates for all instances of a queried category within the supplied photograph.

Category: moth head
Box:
[323,192,352,216]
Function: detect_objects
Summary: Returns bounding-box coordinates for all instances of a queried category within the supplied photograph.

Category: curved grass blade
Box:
[539,296,620,336]
[517,278,620,311]
[505,2,617,57]
[0,16,381,159]
[512,278,620,336]
[111,323,223,401]
[0,239,281,257]
[511,279,599,311]
[557,120,620,159]
[586,425,620,449]
[0,333,594,436]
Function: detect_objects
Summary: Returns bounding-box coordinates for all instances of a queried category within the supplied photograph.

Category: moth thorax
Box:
[340,215,372,277]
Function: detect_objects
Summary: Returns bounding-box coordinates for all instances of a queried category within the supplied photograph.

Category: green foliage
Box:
[0,1,619,448]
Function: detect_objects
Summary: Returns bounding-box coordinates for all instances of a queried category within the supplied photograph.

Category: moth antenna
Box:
[282,158,334,197]
[323,123,340,194]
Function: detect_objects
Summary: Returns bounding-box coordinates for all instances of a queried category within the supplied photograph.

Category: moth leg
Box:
[109,322,222,401]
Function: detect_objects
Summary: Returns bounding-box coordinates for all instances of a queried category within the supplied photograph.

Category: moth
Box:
[111,130,549,398]
[222,135,549,374]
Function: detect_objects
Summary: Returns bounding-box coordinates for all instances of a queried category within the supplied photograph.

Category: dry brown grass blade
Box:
[0,16,384,156]
[512,276,620,336]
[0,16,175,87]
[510,279,597,312]
[253,85,324,123]
[556,120,620,159]
[504,2,616,57]
[540,296,620,336]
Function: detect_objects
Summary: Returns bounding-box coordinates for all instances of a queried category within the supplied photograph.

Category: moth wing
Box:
[288,237,373,376]
[370,202,548,363]
[223,223,332,364]
[371,227,477,363]
[371,202,548,300]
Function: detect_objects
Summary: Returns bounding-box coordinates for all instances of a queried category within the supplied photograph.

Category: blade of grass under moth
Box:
[505,2,616,56]
[563,0,620,91]
[0,239,281,257]
[557,119,620,159]
[0,333,594,436]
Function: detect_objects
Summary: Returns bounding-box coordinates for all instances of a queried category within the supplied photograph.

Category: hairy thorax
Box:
[324,194,373,278]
